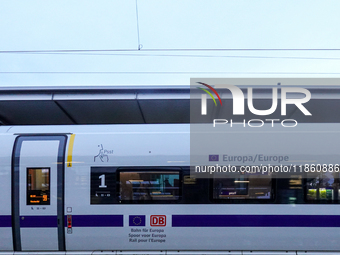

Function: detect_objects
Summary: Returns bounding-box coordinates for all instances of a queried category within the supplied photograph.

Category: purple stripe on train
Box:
[0,216,11,227]
[18,215,123,228]
[65,215,123,227]
[20,215,57,228]
[8,214,339,228]
[172,215,340,227]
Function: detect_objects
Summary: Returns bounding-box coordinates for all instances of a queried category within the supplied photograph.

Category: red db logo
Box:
[150,215,166,227]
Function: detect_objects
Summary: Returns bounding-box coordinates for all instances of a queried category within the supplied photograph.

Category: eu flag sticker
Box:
[209,154,219,161]
[129,215,146,226]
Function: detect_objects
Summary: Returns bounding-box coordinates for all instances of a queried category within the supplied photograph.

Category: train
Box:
[0,123,340,255]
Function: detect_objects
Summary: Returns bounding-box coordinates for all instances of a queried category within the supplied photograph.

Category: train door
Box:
[12,136,66,251]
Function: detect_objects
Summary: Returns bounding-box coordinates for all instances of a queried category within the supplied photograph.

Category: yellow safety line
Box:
[66,134,75,167]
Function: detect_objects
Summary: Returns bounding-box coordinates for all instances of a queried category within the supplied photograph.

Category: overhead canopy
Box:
[0,86,339,125]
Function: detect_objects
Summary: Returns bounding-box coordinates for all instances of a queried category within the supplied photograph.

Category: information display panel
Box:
[27,168,50,205]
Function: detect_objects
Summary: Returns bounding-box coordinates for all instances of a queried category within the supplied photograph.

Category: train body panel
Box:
[1,124,340,253]
[63,125,189,251]
[64,204,340,251]
[0,133,15,251]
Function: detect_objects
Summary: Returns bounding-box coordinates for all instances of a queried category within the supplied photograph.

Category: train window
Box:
[212,174,273,201]
[27,168,50,205]
[276,175,303,204]
[305,172,339,201]
[118,171,180,202]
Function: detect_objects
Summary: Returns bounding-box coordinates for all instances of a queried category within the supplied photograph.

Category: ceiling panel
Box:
[290,99,340,123]
[56,100,144,124]
[139,99,190,124]
[0,101,73,125]
[0,86,339,125]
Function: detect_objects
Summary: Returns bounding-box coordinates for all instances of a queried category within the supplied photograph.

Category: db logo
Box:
[150,215,166,227]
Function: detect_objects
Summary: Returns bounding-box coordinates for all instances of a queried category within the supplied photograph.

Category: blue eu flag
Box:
[129,215,146,226]
[209,154,219,161]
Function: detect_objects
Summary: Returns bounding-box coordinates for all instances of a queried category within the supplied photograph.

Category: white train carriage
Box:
[0,124,340,254]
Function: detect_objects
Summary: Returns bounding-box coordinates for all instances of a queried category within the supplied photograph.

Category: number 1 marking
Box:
[99,174,107,188]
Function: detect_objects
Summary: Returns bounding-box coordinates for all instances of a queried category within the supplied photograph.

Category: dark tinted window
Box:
[212,175,273,200]
[118,171,180,202]
[306,172,339,201]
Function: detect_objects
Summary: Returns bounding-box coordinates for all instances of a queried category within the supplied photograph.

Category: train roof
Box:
[0,85,340,125]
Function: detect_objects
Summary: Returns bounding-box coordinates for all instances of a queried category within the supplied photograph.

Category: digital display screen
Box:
[27,168,50,205]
